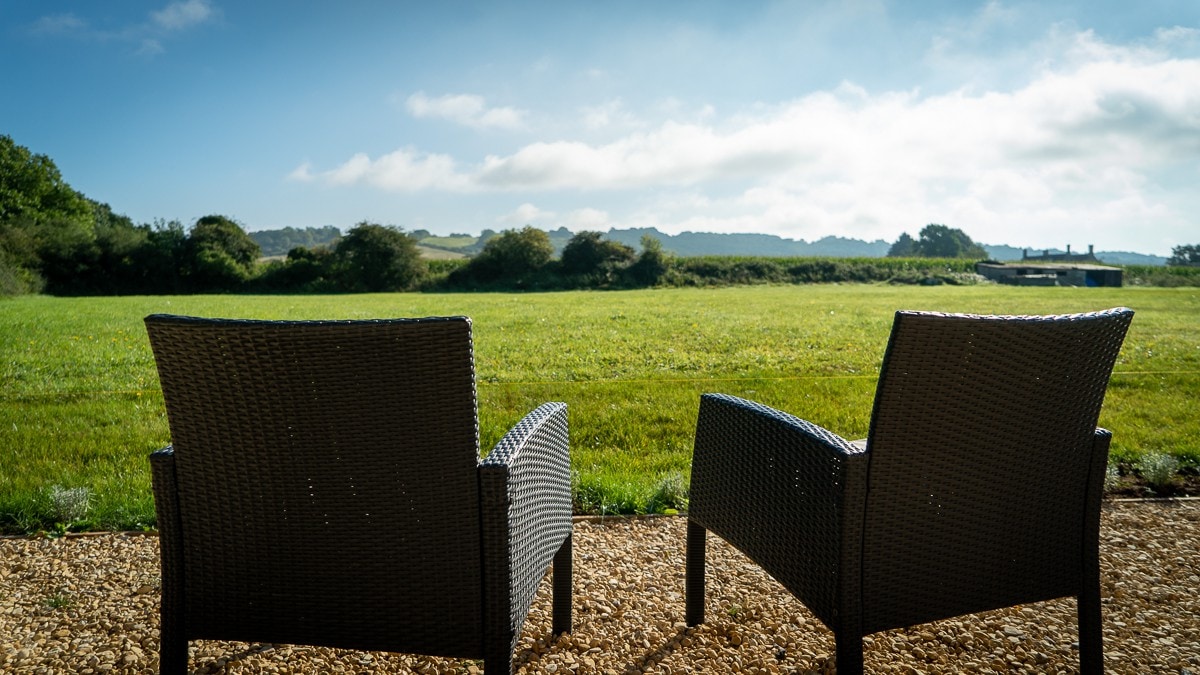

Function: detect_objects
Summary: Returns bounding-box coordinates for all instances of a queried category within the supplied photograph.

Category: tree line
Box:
[886,225,987,258]
[0,132,673,294]
[5,134,1198,295]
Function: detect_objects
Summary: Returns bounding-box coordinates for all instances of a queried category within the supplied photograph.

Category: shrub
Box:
[1124,264,1200,287]
[447,226,555,288]
[1136,451,1181,493]
[560,231,634,285]
[48,484,91,524]
[252,246,334,292]
[624,235,671,286]
[1104,463,1121,493]
[0,248,43,294]
[647,471,689,513]
[330,222,426,292]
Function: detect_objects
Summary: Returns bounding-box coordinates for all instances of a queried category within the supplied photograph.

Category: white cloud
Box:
[287,162,315,182]
[298,149,471,192]
[1155,26,1200,45]
[500,203,555,225]
[30,13,87,35]
[581,99,642,131]
[473,117,808,190]
[563,208,612,230]
[304,30,1200,250]
[405,92,527,131]
[31,0,215,53]
[406,92,482,120]
[498,203,612,230]
[136,39,165,56]
[152,0,215,31]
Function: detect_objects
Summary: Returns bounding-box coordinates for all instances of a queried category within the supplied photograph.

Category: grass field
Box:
[2,285,1198,532]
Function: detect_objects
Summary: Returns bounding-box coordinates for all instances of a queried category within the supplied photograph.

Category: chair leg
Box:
[1078,584,1104,674]
[157,571,187,674]
[483,651,514,675]
[834,633,864,675]
[552,533,573,635]
[158,629,187,674]
[685,520,706,626]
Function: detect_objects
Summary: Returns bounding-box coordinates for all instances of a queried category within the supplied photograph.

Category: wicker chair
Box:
[145,314,572,674]
[685,308,1133,674]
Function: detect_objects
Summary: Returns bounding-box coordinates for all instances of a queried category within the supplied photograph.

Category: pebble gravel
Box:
[2,499,1197,674]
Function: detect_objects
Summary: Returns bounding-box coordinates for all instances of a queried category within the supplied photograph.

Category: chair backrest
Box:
[860,308,1133,634]
[145,314,485,654]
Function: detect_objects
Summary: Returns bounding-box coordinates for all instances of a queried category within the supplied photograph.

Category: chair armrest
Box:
[479,403,571,650]
[689,393,867,627]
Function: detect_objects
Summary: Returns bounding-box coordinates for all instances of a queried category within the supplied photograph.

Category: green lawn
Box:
[2,285,1197,532]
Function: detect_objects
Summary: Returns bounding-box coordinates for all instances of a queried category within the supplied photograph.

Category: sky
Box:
[2,1,1198,256]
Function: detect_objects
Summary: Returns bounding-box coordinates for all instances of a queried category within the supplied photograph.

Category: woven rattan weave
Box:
[145,315,572,674]
[686,308,1133,674]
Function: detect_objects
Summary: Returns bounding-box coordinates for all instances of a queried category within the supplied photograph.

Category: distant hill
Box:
[250,225,1166,265]
[416,245,466,260]
[982,243,1166,265]
[1093,251,1167,266]
[981,244,1026,261]
[605,227,891,257]
[250,226,341,257]
[251,226,465,260]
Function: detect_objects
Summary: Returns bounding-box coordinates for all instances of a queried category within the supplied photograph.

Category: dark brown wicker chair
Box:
[145,314,572,674]
[685,308,1133,674]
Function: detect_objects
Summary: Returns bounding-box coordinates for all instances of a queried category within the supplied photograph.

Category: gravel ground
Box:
[2,500,1197,674]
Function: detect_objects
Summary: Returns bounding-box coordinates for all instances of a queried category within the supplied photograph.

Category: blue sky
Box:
[2,1,1198,255]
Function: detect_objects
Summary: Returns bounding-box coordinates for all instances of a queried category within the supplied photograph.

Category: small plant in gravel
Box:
[1136,452,1181,495]
[44,592,73,610]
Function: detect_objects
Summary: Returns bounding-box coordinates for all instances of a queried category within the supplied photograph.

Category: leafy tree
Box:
[182,215,261,291]
[37,200,144,295]
[463,226,554,282]
[0,135,93,228]
[887,232,917,257]
[188,215,260,268]
[1,135,96,293]
[28,214,100,293]
[193,249,247,291]
[1167,244,1200,267]
[132,219,188,294]
[89,202,149,291]
[913,224,986,258]
[624,235,671,286]
[288,245,334,287]
[466,228,499,254]
[0,217,41,292]
[560,231,635,281]
[254,246,335,292]
[0,246,41,294]
[330,221,426,292]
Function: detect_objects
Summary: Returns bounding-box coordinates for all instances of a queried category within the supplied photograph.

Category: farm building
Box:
[1020,244,1101,263]
[975,261,1123,287]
